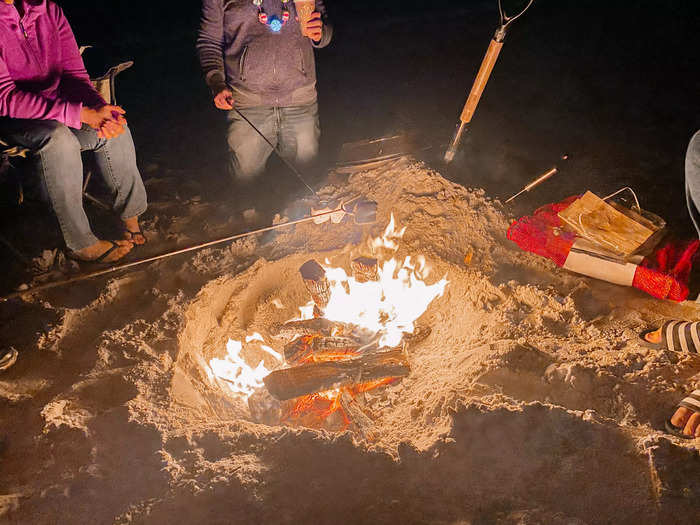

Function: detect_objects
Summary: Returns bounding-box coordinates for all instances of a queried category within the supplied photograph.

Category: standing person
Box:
[0,0,147,263]
[197,0,332,191]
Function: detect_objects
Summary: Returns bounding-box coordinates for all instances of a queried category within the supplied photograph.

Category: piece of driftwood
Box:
[299,260,330,314]
[351,257,379,283]
[263,346,410,401]
[339,390,375,440]
[558,191,654,257]
[284,335,361,364]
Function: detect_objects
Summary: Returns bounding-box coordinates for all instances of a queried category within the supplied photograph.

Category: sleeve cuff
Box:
[205,70,228,94]
[312,23,333,48]
[64,101,83,130]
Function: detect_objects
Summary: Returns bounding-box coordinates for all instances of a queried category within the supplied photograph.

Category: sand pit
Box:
[1,159,699,523]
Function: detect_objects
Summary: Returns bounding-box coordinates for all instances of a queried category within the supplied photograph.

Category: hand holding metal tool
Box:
[444,0,535,163]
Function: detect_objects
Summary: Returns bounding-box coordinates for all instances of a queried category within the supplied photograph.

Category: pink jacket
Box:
[0,0,105,129]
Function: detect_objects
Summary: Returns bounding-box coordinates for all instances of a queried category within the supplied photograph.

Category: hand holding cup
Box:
[294,0,321,41]
[303,11,323,42]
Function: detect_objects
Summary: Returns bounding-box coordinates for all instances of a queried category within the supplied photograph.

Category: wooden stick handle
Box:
[459,39,504,123]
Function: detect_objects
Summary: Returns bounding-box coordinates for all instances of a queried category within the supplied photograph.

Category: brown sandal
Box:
[123,229,147,245]
[67,241,128,264]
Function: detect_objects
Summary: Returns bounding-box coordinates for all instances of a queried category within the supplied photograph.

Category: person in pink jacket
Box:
[0,0,147,262]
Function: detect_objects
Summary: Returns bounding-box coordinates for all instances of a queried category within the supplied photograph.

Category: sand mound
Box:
[1,159,699,524]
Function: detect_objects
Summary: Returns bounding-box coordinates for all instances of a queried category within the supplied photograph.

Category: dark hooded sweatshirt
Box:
[197,0,332,108]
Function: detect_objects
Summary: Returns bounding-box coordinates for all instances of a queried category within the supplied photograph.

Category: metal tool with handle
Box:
[444,0,535,163]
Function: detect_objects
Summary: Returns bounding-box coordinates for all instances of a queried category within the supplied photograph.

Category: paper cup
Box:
[294,0,315,37]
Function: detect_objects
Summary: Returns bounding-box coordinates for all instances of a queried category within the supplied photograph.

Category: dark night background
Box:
[40,0,700,233]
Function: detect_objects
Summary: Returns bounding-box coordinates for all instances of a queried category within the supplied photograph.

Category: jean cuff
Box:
[120,203,148,221]
[68,232,100,252]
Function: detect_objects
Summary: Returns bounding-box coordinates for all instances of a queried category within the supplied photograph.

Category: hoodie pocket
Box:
[239,46,249,81]
[298,49,307,76]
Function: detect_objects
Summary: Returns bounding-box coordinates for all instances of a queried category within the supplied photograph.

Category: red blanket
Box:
[507,197,699,302]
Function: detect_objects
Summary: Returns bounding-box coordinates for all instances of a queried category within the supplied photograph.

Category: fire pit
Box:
[204,215,448,436]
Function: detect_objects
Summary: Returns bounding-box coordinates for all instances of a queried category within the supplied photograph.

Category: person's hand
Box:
[303,11,323,42]
[81,105,127,139]
[214,88,234,110]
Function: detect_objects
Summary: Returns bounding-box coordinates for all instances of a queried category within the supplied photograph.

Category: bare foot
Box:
[123,216,146,245]
[73,240,132,263]
[644,327,662,344]
[670,406,700,438]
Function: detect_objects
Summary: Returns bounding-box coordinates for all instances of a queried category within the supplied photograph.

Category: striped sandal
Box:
[665,389,700,439]
[640,320,700,353]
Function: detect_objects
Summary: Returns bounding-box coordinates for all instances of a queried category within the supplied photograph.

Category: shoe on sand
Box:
[665,389,700,439]
[639,320,700,353]
[0,347,18,372]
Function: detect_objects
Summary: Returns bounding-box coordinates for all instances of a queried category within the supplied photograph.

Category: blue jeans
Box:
[226,102,320,181]
[0,118,147,251]
[686,130,700,237]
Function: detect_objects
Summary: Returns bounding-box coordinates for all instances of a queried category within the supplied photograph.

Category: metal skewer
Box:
[505,154,568,204]
[0,198,377,302]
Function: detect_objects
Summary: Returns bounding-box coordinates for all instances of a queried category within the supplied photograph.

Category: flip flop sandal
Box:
[123,229,147,245]
[0,347,18,372]
[639,320,700,353]
[67,241,125,264]
[665,389,700,439]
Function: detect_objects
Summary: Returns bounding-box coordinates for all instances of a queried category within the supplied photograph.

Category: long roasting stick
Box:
[0,199,377,302]
[444,0,535,163]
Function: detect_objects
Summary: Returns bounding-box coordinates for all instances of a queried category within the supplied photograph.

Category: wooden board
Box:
[558,191,654,257]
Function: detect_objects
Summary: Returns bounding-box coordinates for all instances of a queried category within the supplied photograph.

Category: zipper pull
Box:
[19,22,28,39]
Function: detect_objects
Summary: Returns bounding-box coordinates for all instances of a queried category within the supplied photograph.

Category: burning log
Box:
[284,335,361,364]
[351,257,379,283]
[269,318,339,340]
[263,346,410,401]
[270,318,375,344]
[299,260,330,316]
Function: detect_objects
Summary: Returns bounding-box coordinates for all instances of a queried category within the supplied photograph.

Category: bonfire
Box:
[208,214,448,435]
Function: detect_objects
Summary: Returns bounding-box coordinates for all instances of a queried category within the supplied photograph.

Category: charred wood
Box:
[263,346,410,401]
[299,260,330,315]
[339,390,376,440]
[269,318,339,340]
[351,257,379,283]
[284,335,362,364]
